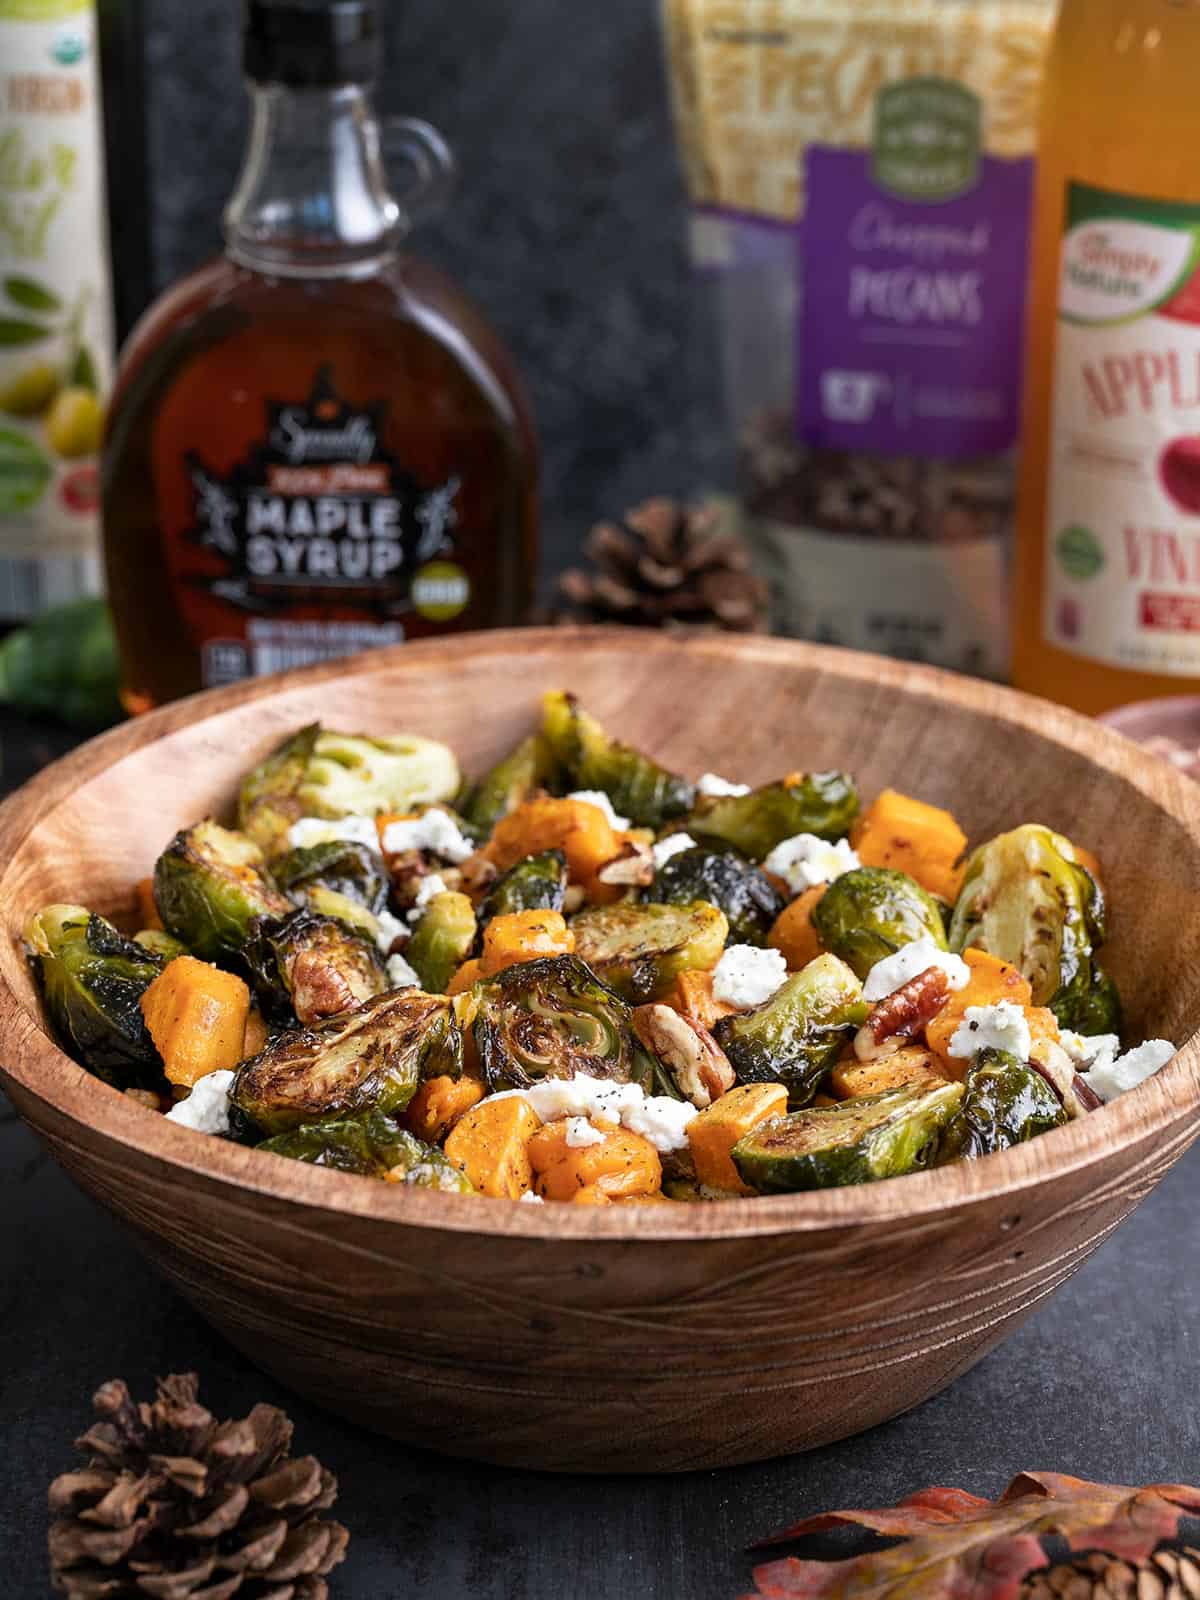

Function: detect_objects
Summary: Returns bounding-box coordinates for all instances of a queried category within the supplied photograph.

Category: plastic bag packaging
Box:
[661,0,1057,677]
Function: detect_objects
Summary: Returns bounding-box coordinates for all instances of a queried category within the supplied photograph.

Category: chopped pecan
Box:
[562,884,586,914]
[631,1003,735,1108]
[457,851,498,899]
[1028,1038,1094,1119]
[855,966,951,1062]
[596,839,655,888]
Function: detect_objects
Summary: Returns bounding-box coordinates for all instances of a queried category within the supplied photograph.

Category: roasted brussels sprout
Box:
[713,951,867,1108]
[245,909,385,1025]
[237,723,321,857]
[937,1049,1067,1164]
[732,1080,964,1193]
[542,690,694,828]
[273,840,390,915]
[232,989,459,1135]
[812,867,947,980]
[650,845,785,948]
[474,953,642,1092]
[25,904,164,1084]
[570,900,729,1003]
[1071,967,1124,1038]
[460,732,561,834]
[948,824,1106,1028]
[133,929,190,963]
[153,820,292,965]
[258,1109,474,1190]
[687,772,859,862]
[478,850,569,922]
[406,891,477,993]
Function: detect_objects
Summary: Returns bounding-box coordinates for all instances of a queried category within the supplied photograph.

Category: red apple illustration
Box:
[59,464,100,515]
[1161,262,1200,324]
[1160,434,1200,514]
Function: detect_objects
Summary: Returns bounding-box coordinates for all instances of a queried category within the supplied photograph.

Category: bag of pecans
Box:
[660,0,1057,677]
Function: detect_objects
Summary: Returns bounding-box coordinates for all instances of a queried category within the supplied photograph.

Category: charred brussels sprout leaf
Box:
[733,1080,964,1193]
[813,866,947,980]
[651,846,784,948]
[461,733,561,833]
[937,1049,1066,1164]
[133,929,190,963]
[542,690,694,828]
[687,772,859,862]
[258,1109,474,1190]
[948,824,1106,1026]
[1072,967,1124,1038]
[406,891,477,993]
[273,840,390,915]
[478,850,569,922]
[570,900,728,1003]
[714,951,867,1108]
[153,820,292,965]
[25,904,164,1084]
[474,953,640,1092]
[232,989,460,1135]
[237,723,321,857]
[245,909,385,1025]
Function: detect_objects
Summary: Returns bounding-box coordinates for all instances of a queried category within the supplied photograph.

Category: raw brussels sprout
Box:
[713,951,867,1108]
[133,930,190,963]
[570,900,729,1003]
[258,1109,474,1190]
[478,850,568,922]
[948,824,1106,1027]
[232,989,460,1135]
[1071,967,1124,1038]
[732,1080,964,1193]
[474,953,641,1092]
[687,772,859,862]
[542,690,694,828]
[937,1049,1067,1164]
[460,733,560,833]
[237,723,321,857]
[812,867,947,980]
[650,845,785,948]
[298,730,461,822]
[245,909,386,1025]
[153,820,292,965]
[272,840,390,915]
[25,904,164,1085]
[406,891,477,993]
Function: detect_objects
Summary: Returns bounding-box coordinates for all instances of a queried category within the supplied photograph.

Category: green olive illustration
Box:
[0,360,61,417]
[44,386,104,458]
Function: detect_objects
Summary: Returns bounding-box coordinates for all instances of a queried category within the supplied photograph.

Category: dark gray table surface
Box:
[3,711,1197,1598]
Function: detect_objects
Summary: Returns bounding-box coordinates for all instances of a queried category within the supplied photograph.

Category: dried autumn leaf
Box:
[743,1472,1200,1599]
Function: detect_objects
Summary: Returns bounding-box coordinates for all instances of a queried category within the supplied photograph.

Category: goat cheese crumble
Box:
[380,809,474,863]
[712,944,788,1010]
[288,814,381,852]
[491,1075,695,1152]
[1081,1039,1176,1103]
[621,1095,697,1153]
[652,832,697,870]
[948,1001,1032,1063]
[407,873,449,924]
[763,833,860,896]
[566,790,630,832]
[564,1117,610,1148]
[374,907,409,954]
[696,772,751,798]
[386,952,421,989]
[862,938,971,1003]
[1060,1031,1121,1074]
[165,1070,236,1136]
[519,1190,545,1204]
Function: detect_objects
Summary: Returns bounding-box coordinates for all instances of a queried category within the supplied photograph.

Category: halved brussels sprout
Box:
[478,850,569,923]
[542,690,694,828]
[273,840,390,916]
[245,909,385,1025]
[133,929,190,963]
[460,733,561,834]
[299,730,461,822]
[687,772,859,862]
[237,723,321,858]
[232,989,460,1135]
[25,904,164,1084]
[732,1080,964,1193]
[153,820,292,965]
[258,1109,474,1190]
[937,1048,1067,1164]
[474,953,641,1092]
[1071,967,1124,1038]
[812,867,947,980]
[713,951,867,1108]
[570,901,729,1003]
[650,846,785,948]
[948,824,1106,1027]
[406,891,477,994]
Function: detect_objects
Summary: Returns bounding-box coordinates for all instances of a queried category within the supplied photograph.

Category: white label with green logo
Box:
[0,0,112,593]
[1045,180,1200,672]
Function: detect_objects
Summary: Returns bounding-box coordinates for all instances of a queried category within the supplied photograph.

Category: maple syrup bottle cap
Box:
[243,0,380,88]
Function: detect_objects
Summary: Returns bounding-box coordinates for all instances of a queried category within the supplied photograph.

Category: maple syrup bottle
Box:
[103,0,539,710]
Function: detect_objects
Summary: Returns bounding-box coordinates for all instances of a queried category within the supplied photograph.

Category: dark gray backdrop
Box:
[138,0,729,582]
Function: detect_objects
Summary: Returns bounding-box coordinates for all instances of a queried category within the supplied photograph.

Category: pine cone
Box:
[1021,1546,1200,1598]
[557,497,770,634]
[48,1375,349,1599]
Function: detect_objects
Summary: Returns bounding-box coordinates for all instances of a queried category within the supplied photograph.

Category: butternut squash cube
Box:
[926,948,1033,1076]
[662,969,737,1031]
[135,876,163,932]
[687,1082,789,1194]
[529,1121,663,1203]
[768,885,826,971]
[830,1044,947,1101]
[404,1074,486,1144]
[443,1096,542,1199]
[480,909,575,976]
[140,956,251,1088]
[851,789,968,903]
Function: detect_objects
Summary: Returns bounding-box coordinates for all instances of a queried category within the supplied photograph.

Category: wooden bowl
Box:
[3,628,1199,1474]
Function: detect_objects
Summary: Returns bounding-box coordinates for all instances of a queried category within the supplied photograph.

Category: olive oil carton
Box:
[0,0,113,621]
[661,0,1056,678]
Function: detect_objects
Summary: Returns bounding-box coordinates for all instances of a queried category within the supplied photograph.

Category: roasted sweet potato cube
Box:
[687,1082,789,1194]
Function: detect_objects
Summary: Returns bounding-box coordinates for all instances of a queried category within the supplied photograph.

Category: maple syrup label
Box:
[157,368,472,684]
[1044,182,1200,675]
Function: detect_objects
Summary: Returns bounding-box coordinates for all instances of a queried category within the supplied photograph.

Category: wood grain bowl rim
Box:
[1,625,1198,1243]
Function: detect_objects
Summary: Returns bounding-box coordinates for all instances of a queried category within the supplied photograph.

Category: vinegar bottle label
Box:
[1044,180,1200,674]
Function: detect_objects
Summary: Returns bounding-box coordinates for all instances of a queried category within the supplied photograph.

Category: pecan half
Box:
[632,1003,735,1109]
[1029,1038,1094,1120]
[596,839,655,888]
[855,967,951,1062]
[456,850,497,898]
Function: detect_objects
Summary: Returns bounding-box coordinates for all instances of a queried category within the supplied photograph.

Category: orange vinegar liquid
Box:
[1012,0,1200,714]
